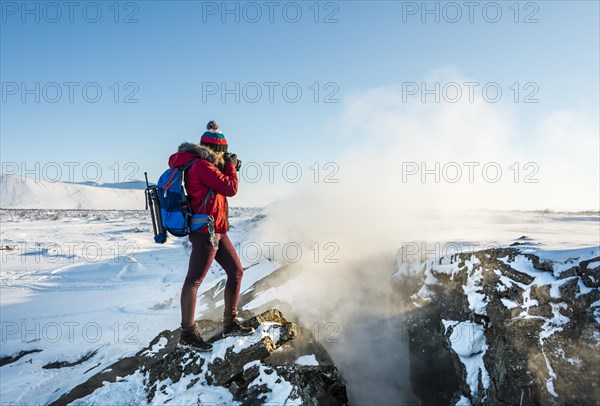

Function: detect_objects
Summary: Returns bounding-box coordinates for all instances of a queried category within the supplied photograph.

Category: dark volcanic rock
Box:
[397,247,600,406]
[51,309,348,406]
[0,349,43,367]
[230,362,349,406]
[208,336,277,386]
[264,326,335,367]
[406,306,462,405]
[42,349,99,369]
[275,364,349,406]
[144,346,205,401]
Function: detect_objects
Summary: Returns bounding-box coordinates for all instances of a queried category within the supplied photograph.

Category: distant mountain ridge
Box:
[0,174,146,210]
[68,180,150,190]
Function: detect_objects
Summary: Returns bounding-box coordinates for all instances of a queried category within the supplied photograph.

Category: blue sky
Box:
[1,0,599,206]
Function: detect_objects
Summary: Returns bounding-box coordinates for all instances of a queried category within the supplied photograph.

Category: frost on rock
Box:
[400,246,600,406]
[295,354,319,366]
[461,256,487,315]
[455,395,472,406]
[141,337,168,357]
[242,360,302,405]
[500,297,519,309]
[443,320,490,402]
[393,256,442,306]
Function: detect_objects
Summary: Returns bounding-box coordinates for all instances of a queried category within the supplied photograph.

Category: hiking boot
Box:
[223,317,255,337]
[179,325,213,351]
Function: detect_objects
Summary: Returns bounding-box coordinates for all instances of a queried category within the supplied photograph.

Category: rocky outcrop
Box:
[0,349,43,367]
[394,246,600,405]
[238,362,348,406]
[51,309,348,405]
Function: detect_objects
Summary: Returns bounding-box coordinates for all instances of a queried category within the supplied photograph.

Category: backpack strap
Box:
[179,159,214,214]
[179,159,199,176]
[178,159,199,234]
[198,188,215,214]
[194,184,216,247]
[180,159,217,246]
[179,158,199,196]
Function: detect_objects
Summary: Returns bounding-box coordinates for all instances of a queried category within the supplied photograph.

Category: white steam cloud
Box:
[250,67,599,404]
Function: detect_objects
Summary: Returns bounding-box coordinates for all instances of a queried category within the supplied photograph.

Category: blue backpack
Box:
[147,159,215,245]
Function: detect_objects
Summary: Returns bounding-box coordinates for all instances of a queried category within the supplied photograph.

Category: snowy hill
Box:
[69,180,149,190]
[0,174,146,210]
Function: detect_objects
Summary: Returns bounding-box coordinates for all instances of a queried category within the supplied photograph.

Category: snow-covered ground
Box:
[1,202,598,404]
[0,207,268,404]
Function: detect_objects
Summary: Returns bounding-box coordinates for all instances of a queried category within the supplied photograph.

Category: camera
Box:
[224,152,242,172]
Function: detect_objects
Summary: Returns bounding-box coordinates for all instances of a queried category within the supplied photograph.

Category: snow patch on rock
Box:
[295,354,319,366]
[443,320,490,401]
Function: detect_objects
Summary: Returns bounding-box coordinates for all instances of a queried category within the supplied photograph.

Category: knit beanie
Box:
[200,120,228,152]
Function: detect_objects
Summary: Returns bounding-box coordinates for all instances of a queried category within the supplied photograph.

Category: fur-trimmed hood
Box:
[177,142,217,164]
[168,142,220,169]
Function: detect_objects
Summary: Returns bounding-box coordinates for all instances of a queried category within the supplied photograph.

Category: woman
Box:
[168,121,253,351]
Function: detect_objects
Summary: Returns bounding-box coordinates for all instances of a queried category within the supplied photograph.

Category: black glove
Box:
[224,153,241,171]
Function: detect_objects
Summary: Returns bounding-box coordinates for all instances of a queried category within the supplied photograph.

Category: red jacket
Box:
[168,143,238,234]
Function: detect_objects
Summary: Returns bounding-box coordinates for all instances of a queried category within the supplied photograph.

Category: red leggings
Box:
[180,232,243,328]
